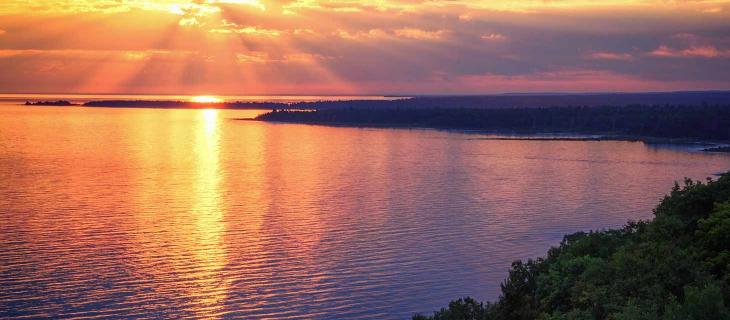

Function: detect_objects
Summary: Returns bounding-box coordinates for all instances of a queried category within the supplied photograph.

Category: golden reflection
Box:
[124,109,230,317]
[202,109,219,132]
[190,108,229,315]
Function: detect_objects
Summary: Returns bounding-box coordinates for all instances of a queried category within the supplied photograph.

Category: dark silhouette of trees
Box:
[83,100,289,109]
[412,298,492,320]
[25,100,76,106]
[257,104,730,141]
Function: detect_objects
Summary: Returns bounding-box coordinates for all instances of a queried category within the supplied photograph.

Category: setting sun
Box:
[191,96,222,103]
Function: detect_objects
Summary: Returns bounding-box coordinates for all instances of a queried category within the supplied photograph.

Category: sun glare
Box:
[191,96,222,103]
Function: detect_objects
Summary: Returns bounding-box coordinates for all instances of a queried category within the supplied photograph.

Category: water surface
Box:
[2,105,729,319]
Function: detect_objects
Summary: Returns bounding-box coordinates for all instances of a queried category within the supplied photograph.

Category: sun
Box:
[191,96,222,103]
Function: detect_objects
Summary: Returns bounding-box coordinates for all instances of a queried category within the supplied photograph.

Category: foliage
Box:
[412,297,492,320]
[414,173,730,320]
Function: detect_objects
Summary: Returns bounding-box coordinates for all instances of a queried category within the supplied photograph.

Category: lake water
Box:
[2,105,730,319]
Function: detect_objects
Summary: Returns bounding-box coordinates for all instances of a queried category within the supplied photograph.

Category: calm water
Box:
[2,105,730,319]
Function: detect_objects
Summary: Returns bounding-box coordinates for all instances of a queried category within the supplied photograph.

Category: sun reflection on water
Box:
[202,109,219,133]
[190,108,229,316]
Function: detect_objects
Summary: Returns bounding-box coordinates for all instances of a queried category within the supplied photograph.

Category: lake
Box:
[1,105,729,319]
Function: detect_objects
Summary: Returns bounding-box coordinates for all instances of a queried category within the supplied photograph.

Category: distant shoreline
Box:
[16,93,730,152]
[240,117,730,152]
[249,102,730,152]
[15,90,730,110]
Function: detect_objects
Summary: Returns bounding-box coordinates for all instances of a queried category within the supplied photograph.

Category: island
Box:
[25,100,78,106]
[83,100,289,109]
[414,172,730,319]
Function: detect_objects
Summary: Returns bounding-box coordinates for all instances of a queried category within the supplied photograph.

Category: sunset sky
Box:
[1,0,730,95]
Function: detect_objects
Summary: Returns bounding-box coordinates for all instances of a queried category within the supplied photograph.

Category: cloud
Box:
[648,45,730,58]
[701,7,723,14]
[210,26,282,36]
[207,20,284,36]
[2,0,729,17]
[276,0,730,15]
[235,52,268,64]
[281,0,415,14]
[334,29,388,40]
[0,29,5,36]
[235,52,331,64]
[214,0,265,11]
[458,13,474,21]
[335,28,448,41]
[481,33,507,41]
[0,0,265,15]
[178,17,202,26]
[393,28,447,41]
[586,52,634,61]
[0,0,135,14]
[443,68,730,93]
[0,49,193,61]
[670,33,701,41]
[1,0,730,94]
[283,53,333,63]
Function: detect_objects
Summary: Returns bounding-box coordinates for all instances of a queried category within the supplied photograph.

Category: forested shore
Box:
[414,173,730,320]
[256,104,730,142]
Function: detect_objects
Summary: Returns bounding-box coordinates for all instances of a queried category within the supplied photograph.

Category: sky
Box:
[1,0,730,95]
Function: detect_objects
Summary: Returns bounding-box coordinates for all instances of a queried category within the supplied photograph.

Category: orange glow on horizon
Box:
[191,96,223,103]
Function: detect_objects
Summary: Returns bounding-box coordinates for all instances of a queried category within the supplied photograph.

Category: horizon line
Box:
[2,89,730,98]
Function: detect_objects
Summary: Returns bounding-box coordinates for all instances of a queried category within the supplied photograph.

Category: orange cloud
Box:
[0,49,196,61]
[234,52,331,64]
[701,7,723,14]
[235,52,268,64]
[215,0,266,11]
[1,0,730,94]
[0,0,265,15]
[276,0,730,15]
[210,25,282,36]
[393,28,448,41]
[334,29,388,40]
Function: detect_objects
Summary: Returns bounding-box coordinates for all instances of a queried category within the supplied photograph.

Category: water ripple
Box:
[1,106,730,319]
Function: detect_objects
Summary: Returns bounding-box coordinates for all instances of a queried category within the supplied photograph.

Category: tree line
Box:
[257,104,730,141]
